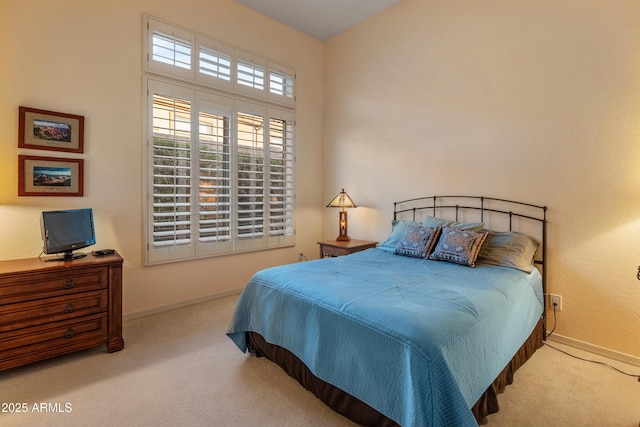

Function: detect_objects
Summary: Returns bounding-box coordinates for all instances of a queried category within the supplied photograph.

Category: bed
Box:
[227,195,547,426]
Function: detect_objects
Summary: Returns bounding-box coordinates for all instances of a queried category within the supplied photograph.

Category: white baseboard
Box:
[547,333,640,368]
[123,289,242,321]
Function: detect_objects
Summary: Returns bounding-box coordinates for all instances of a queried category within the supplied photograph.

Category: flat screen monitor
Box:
[41,208,96,261]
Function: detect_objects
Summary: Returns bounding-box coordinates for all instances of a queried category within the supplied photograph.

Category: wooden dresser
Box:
[0,252,124,371]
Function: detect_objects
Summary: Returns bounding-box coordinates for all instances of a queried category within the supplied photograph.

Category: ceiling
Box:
[235,0,403,41]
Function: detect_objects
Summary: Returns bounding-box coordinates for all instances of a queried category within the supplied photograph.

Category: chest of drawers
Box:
[0,253,124,371]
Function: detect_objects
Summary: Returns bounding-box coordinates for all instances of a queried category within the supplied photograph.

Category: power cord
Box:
[544,300,557,339]
[545,300,640,382]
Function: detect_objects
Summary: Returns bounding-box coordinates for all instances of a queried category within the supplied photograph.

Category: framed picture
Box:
[18,155,84,197]
[18,106,84,153]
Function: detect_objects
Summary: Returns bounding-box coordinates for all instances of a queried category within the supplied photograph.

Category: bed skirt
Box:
[247,319,543,426]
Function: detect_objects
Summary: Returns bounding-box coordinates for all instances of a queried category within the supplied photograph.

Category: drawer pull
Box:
[63,303,75,314]
[63,279,75,289]
[64,328,75,338]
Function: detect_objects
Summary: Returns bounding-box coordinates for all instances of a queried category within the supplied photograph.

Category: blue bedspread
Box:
[227,248,543,426]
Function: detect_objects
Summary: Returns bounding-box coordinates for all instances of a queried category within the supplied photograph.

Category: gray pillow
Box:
[476,230,539,273]
[422,215,484,231]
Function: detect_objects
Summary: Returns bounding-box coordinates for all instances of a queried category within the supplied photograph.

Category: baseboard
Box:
[547,333,640,367]
[123,289,242,321]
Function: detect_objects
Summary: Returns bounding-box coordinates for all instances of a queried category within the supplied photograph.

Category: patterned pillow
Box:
[394,226,441,258]
[429,226,488,267]
[379,219,422,252]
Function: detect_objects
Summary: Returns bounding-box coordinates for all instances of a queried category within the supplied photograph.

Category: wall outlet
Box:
[549,294,562,311]
[298,251,304,262]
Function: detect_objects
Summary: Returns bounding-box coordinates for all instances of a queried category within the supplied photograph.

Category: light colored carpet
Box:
[1,294,638,426]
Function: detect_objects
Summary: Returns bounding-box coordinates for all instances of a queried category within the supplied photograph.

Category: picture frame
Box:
[18,106,84,153]
[18,155,84,197]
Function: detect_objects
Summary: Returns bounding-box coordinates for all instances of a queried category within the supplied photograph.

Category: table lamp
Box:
[326,189,357,241]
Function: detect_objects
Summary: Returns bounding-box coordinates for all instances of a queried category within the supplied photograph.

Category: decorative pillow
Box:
[476,230,539,273]
[429,227,488,267]
[379,219,421,252]
[394,226,441,258]
[422,215,484,231]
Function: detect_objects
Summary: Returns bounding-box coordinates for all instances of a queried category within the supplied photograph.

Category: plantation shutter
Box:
[236,53,266,98]
[235,102,267,251]
[199,47,231,80]
[148,80,195,263]
[144,17,296,265]
[196,93,234,256]
[146,18,195,80]
[197,37,233,91]
[267,109,295,246]
[268,64,295,105]
[153,33,191,69]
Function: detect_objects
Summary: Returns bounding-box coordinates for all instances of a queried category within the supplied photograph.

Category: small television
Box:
[41,208,96,261]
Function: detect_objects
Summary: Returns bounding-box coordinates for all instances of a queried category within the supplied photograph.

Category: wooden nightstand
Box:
[317,239,377,258]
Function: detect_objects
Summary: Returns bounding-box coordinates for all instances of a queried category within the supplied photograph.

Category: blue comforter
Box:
[227,248,543,426]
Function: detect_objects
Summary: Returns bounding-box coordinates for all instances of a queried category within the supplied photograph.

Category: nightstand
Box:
[317,239,377,258]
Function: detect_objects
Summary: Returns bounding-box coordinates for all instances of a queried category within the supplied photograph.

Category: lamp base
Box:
[336,211,350,241]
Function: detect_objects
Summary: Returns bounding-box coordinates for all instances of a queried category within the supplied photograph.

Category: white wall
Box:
[323,0,640,359]
[0,0,324,316]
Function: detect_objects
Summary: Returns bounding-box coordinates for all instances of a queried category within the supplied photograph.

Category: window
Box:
[199,47,232,81]
[144,16,295,264]
[268,64,295,103]
[146,80,294,264]
[197,36,234,91]
[236,57,265,91]
[152,32,191,70]
[150,90,193,250]
[145,16,294,106]
[146,19,195,80]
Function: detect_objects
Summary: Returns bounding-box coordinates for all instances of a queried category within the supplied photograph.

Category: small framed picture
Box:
[18,155,84,197]
[18,106,84,153]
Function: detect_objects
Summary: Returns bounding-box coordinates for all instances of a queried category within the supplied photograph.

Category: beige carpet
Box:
[1,294,638,427]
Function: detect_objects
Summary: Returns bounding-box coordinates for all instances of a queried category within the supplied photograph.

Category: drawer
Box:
[0,314,108,369]
[0,266,107,304]
[0,290,108,333]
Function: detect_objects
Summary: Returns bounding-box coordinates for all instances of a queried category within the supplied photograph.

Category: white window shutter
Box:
[197,35,233,90]
[146,80,196,264]
[195,93,235,257]
[234,101,267,251]
[143,17,296,264]
[146,17,195,80]
[267,108,295,246]
[268,63,295,105]
[235,52,266,97]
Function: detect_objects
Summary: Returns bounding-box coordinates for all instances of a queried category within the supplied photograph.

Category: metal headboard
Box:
[393,195,548,336]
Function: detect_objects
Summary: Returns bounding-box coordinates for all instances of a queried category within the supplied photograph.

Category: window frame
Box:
[143,16,296,265]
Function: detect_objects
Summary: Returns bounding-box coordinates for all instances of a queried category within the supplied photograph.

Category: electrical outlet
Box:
[298,251,304,262]
[549,294,562,311]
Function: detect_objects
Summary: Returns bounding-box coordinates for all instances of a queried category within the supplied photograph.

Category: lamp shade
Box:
[326,189,357,209]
